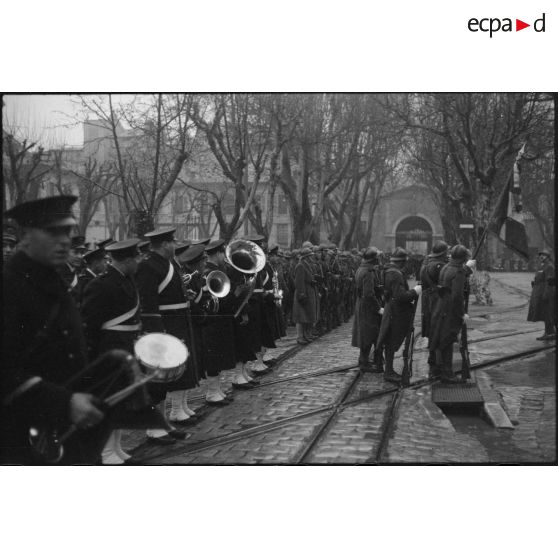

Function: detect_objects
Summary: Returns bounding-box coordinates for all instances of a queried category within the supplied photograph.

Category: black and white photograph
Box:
[1,3,557,557]
[2,92,555,466]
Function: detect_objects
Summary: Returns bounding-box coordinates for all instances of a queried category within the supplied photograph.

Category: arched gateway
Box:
[395,216,433,254]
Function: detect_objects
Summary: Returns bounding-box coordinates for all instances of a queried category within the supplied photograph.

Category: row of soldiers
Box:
[352,242,477,384]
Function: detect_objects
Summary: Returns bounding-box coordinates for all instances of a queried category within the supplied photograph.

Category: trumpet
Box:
[181,269,199,286]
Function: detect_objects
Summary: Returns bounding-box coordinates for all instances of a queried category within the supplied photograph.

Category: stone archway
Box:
[395,215,433,255]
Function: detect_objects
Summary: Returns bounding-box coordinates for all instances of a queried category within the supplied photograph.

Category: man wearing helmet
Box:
[352,247,383,372]
[419,241,450,379]
[375,247,422,384]
[428,244,476,383]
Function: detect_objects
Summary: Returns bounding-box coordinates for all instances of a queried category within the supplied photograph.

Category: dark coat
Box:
[428,261,467,352]
[201,261,237,373]
[528,261,555,323]
[81,265,141,359]
[419,256,446,338]
[377,264,418,352]
[351,261,382,348]
[259,262,280,348]
[292,258,318,324]
[76,268,98,309]
[1,252,102,464]
[135,251,196,392]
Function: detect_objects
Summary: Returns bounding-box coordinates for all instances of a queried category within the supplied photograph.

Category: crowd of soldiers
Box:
[1,194,555,465]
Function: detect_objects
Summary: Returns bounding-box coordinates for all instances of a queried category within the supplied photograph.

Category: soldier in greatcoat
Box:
[135,228,192,445]
[528,249,556,340]
[293,247,318,344]
[419,241,449,378]
[2,196,106,464]
[428,245,474,383]
[352,247,383,372]
[375,248,422,384]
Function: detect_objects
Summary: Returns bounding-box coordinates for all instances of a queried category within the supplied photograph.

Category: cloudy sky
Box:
[3,94,85,147]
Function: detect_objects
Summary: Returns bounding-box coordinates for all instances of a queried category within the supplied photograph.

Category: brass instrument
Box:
[181,269,199,286]
[203,270,231,313]
[225,239,266,317]
[272,268,283,307]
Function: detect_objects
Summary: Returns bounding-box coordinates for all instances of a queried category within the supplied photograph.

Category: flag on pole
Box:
[488,144,530,260]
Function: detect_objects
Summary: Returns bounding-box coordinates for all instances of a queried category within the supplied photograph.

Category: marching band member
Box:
[135,228,192,444]
[199,240,241,402]
[81,239,146,464]
[76,246,109,307]
[2,196,106,464]
[293,247,318,345]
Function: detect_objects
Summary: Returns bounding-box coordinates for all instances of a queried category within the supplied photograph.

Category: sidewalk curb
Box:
[476,370,515,429]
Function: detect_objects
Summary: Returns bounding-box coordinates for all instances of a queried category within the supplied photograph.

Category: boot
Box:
[428,364,442,380]
[181,391,196,418]
[441,369,464,384]
[114,429,132,462]
[101,431,125,465]
[206,375,226,402]
[383,369,402,384]
[168,390,190,423]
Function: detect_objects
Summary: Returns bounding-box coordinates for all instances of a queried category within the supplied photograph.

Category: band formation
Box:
[1,195,555,465]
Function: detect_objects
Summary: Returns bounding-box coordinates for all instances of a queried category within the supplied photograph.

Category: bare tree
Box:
[73,94,198,237]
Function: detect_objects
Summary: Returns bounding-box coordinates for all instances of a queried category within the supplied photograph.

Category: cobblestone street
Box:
[123,272,555,464]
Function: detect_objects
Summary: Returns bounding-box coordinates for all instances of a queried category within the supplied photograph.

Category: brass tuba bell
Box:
[206,270,231,298]
[225,239,266,275]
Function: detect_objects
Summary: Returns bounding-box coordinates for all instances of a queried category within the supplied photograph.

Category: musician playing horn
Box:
[1,196,106,464]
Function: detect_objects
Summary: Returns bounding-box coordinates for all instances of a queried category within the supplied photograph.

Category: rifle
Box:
[459,276,471,380]
[401,285,420,387]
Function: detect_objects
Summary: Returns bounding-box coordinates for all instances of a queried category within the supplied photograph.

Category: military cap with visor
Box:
[178,243,206,264]
[105,238,141,260]
[144,227,176,243]
[83,247,107,264]
[205,239,226,255]
[4,195,77,229]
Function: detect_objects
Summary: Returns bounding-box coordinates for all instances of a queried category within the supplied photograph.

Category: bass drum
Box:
[134,333,188,383]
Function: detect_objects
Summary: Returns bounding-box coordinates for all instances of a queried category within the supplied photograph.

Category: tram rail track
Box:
[139,341,554,464]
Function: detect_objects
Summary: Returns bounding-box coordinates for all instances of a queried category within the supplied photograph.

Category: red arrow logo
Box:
[516,19,530,31]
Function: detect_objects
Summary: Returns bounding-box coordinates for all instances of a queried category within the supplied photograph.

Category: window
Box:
[277,193,288,215]
[276,223,289,247]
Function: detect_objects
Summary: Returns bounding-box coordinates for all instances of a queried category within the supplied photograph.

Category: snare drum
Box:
[134,333,188,383]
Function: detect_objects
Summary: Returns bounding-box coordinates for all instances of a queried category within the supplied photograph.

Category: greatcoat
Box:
[351,260,382,348]
[376,264,418,352]
[527,260,555,323]
[292,257,318,324]
[428,261,467,352]
[419,255,446,339]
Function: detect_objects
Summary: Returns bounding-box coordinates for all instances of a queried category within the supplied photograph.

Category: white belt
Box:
[253,289,264,293]
[3,376,42,405]
[103,324,141,332]
[159,303,188,310]
[265,289,274,294]
[158,263,175,294]
[101,301,140,330]
[70,274,78,289]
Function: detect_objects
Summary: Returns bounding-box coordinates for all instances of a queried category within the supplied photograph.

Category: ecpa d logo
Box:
[468,13,546,37]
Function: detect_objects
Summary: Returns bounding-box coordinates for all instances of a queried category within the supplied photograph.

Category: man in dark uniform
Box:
[135,228,192,445]
[528,249,556,340]
[81,239,154,463]
[3,227,18,263]
[352,247,383,372]
[375,248,422,384]
[57,235,87,297]
[2,196,106,464]
[76,246,108,307]
[293,247,318,344]
[419,241,449,378]
[428,245,473,383]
